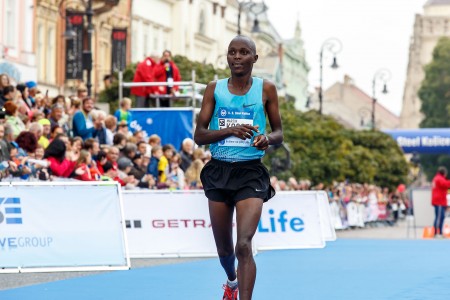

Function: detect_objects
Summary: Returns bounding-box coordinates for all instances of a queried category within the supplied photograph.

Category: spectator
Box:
[158,144,175,184]
[123,142,138,160]
[101,161,117,181]
[131,53,159,108]
[184,158,204,189]
[4,101,26,138]
[49,104,70,135]
[107,146,121,169]
[147,145,162,181]
[15,84,33,119]
[0,73,10,99]
[103,74,113,89]
[431,166,450,238]
[96,150,108,175]
[117,120,131,137]
[104,115,117,145]
[44,139,78,178]
[114,97,133,132]
[74,150,94,181]
[38,118,51,148]
[113,132,127,154]
[77,86,88,100]
[148,134,161,154]
[91,109,107,145]
[137,141,149,157]
[35,144,44,160]
[154,50,181,107]
[72,97,95,140]
[0,124,9,161]
[180,138,194,172]
[168,153,185,189]
[83,138,100,160]
[50,125,64,143]
[25,81,38,105]
[2,85,16,104]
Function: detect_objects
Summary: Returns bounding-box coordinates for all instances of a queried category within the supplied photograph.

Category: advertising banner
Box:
[254,191,325,250]
[123,191,333,257]
[130,108,193,149]
[111,28,127,72]
[383,128,450,154]
[317,191,337,241]
[0,182,129,273]
[65,11,84,80]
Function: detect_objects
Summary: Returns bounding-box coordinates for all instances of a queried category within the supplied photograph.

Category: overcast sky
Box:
[263,0,426,115]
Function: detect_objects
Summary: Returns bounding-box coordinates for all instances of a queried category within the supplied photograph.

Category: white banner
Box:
[255,191,326,250]
[317,191,337,241]
[0,182,130,273]
[123,190,335,257]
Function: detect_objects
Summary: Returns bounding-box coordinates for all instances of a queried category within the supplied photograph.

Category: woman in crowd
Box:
[4,101,26,138]
[184,158,204,189]
[44,139,78,178]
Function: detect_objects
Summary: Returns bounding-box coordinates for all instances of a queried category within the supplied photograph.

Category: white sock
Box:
[227,278,238,290]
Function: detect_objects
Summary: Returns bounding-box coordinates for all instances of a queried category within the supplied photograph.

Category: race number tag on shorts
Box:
[217,107,254,147]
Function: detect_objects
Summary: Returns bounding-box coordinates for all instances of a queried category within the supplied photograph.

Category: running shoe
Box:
[222,284,238,300]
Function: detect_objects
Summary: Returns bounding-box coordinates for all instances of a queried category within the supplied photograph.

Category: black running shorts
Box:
[200,158,275,205]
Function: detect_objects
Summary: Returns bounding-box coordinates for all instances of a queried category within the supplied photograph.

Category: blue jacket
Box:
[72,111,94,140]
[147,157,159,181]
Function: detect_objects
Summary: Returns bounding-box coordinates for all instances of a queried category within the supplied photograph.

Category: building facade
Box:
[310,75,400,130]
[400,0,450,128]
[130,0,309,108]
[0,0,37,84]
[35,0,131,97]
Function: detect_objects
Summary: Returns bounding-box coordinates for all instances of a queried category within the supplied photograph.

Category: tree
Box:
[418,37,450,179]
[263,100,408,189]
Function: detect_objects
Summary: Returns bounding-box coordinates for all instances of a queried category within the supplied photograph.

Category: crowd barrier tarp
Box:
[317,191,337,241]
[383,128,450,154]
[0,182,130,273]
[130,108,193,149]
[411,187,435,227]
[122,190,335,257]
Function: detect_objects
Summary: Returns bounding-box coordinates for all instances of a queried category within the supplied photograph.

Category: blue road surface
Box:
[1,239,450,299]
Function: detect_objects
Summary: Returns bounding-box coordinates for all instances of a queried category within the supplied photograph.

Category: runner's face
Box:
[227,39,257,76]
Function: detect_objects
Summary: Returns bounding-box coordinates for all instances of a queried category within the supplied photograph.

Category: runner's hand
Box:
[253,134,269,150]
[230,125,259,140]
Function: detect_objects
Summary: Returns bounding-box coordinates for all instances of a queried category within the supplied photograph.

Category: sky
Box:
[263,0,426,115]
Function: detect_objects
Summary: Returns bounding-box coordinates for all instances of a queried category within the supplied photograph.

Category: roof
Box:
[425,0,450,6]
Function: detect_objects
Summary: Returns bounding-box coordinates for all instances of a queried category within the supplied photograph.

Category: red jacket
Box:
[153,61,181,94]
[47,157,76,178]
[131,57,157,97]
[431,173,450,206]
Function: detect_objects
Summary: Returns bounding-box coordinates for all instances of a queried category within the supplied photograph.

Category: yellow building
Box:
[35,0,131,98]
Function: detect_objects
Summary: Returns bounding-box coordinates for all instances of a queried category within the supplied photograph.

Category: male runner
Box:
[194,35,283,300]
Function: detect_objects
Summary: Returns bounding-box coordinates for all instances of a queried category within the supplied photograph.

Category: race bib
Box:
[217,107,254,147]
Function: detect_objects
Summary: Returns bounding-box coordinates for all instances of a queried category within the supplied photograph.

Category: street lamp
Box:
[237,0,267,35]
[319,38,342,115]
[59,0,118,96]
[371,68,391,130]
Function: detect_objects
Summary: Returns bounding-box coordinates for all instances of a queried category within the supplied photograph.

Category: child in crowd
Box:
[114,97,133,132]
[158,144,175,185]
[74,150,94,181]
[184,158,204,189]
[147,145,162,182]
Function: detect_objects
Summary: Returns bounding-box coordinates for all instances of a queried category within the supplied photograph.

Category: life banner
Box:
[65,10,84,80]
[255,191,326,250]
[122,190,335,257]
[0,182,130,273]
[130,108,193,149]
[111,28,127,72]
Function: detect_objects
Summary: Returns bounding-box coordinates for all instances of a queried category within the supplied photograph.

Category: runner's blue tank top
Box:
[209,77,266,162]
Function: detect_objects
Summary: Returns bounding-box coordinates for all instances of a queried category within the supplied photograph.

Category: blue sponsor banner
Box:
[130,108,193,149]
[383,129,450,154]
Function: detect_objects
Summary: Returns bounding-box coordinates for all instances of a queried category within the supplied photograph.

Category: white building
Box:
[0,0,37,84]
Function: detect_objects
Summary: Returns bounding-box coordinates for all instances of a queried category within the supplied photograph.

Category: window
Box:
[46,27,56,82]
[5,0,16,47]
[37,24,45,81]
[198,9,206,35]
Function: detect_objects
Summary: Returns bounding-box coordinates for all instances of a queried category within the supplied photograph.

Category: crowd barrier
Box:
[123,190,336,258]
[0,182,130,273]
[0,184,336,272]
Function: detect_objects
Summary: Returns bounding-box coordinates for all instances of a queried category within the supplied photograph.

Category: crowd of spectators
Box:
[270,176,410,229]
[0,73,209,189]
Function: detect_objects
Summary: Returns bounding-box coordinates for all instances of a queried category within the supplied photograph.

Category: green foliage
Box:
[97,56,230,113]
[418,37,450,179]
[98,63,137,113]
[263,100,409,189]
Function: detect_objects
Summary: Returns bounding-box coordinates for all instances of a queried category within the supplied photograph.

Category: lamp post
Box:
[371,68,391,130]
[60,0,118,96]
[237,0,267,35]
[319,38,342,115]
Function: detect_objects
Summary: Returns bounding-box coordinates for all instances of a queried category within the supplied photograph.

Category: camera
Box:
[0,106,5,120]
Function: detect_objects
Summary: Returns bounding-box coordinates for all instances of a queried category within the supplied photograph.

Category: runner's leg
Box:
[235,198,263,300]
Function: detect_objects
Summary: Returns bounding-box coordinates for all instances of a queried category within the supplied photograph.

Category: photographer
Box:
[154,50,181,107]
